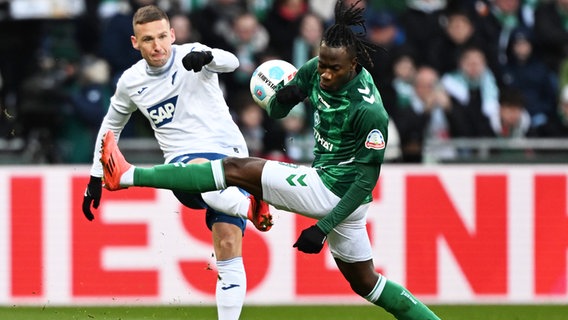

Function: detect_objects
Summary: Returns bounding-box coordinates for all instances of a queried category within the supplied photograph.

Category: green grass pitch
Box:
[1,304,568,320]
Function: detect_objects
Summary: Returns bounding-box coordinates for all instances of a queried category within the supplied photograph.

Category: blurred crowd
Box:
[1,0,568,164]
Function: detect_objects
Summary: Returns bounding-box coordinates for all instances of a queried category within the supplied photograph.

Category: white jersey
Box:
[90,43,248,177]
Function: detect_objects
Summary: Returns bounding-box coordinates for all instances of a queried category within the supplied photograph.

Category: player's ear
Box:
[170,28,176,44]
[131,35,139,50]
[350,55,357,71]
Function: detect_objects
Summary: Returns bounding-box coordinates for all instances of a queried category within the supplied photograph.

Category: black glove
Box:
[293,225,327,254]
[182,51,213,72]
[275,84,307,105]
[82,176,102,221]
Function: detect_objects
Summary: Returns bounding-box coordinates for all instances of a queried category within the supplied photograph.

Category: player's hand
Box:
[293,225,327,254]
[275,84,307,105]
[182,51,213,72]
[82,176,102,221]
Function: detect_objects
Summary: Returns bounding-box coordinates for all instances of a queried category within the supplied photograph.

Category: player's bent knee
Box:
[347,273,381,297]
[350,281,375,297]
[222,157,266,195]
[216,236,240,252]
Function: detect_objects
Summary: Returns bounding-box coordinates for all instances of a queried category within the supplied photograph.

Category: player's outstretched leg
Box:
[101,129,220,193]
[101,130,132,191]
[247,195,273,232]
[101,130,275,231]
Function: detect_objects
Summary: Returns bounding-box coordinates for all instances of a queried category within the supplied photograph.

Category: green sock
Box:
[374,279,440,320]
[134,162,220,193]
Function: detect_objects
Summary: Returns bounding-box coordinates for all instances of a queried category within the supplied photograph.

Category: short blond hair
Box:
[132,5,169,29]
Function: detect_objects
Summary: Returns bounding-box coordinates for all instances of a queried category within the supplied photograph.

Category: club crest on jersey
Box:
[365,129,385,150]
[148,96,178,127]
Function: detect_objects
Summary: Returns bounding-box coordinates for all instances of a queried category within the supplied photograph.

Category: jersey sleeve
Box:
[352,101,389,166]
[207,48,239,73]
[182,43,239,73]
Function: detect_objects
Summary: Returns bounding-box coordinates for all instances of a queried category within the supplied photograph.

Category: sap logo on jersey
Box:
[148,96,178,127]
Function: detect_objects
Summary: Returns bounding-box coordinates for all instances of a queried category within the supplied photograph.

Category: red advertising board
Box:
[0,165,566,305]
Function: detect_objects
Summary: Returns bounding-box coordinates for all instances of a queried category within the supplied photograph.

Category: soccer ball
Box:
[250,59,297,109]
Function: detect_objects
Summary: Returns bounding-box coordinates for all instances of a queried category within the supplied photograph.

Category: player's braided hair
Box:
[322,0,379,68]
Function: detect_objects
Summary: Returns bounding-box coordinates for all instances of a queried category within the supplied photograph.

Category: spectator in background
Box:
[18,20,81,163]
[247,0,274,22]
[398,0,447,66]
[474,0,533,83]
[223,11,269,105]
[291,12,324,68]
[365,10,411,117]
[441,46,500,137]
[308,0,336,22]
[279,104,314,163]
[189,0,246,50]
[263,0,307,62]
[537,84,568,137]
[236,96,266,157]
[368,0,408,13]
[396,66,454,162]
[496,86,533,138]
[391,52,417,109]
[533,0,568,74]
[99,0,157,86]
[170,11,198,44]
[501,26,558,129]
[74,0,102,56]
[428,7,487,75]
[64,55,112,163]
[0,14,42,132]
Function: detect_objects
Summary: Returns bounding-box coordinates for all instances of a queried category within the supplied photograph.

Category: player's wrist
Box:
[275,85,306,105]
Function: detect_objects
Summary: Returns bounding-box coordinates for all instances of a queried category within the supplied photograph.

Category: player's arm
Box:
[317,99,388,234]
[316,163,380,234]
[319,101,387,232]
[294,103,388,253]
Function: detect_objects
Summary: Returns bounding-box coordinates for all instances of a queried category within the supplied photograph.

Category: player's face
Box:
[317,43,357,92]
[131,19,175,68]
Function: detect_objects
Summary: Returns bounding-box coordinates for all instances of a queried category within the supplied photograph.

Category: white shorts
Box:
[261,161,373,263]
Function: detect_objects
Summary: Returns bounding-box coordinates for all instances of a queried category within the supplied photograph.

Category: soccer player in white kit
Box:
[81,5,272,320]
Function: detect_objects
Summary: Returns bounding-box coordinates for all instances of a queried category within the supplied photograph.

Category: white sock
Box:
[120,166,135,186]
[216,257,246,320]
[201,187,250,219]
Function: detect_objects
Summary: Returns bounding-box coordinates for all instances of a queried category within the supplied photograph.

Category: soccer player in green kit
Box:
[99,1,440,319]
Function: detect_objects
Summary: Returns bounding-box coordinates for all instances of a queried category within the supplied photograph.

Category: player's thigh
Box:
[327,203,373,263]
[261,160,340,219]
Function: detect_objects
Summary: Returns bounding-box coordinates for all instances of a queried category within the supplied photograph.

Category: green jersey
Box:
[266,57,389,233]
